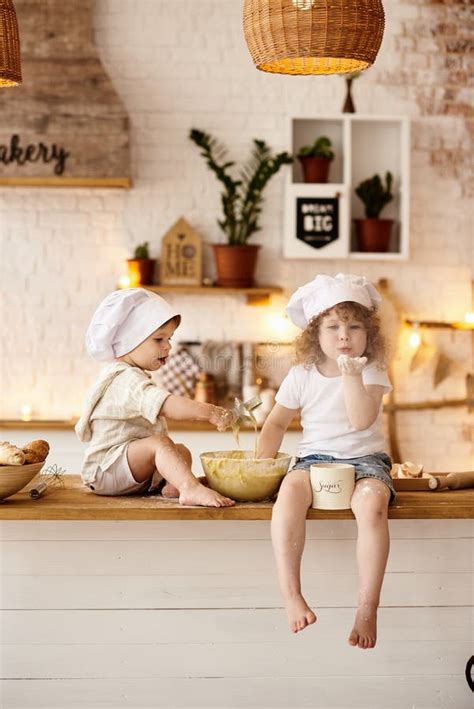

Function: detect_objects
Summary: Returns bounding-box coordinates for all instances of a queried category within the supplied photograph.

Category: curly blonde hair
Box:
[295,302,387,369]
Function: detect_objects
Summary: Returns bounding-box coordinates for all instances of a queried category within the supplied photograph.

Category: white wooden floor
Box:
[0,519,473,708]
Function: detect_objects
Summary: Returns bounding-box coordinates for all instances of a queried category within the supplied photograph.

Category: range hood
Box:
[0,0,131,187]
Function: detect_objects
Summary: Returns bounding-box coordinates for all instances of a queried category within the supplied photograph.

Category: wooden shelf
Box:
[144,285,283,306]
[0,177,131,188]
[0,419,79,430]
[0,475,472,520]
[405,319,474,331]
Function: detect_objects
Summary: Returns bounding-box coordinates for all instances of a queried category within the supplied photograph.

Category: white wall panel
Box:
[1,518,472,708]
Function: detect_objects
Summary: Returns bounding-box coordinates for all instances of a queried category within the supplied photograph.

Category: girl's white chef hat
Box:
[286,273,381,330]
[86,288,181,361]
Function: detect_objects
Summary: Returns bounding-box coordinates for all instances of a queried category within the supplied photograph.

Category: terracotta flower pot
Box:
[212,244,260,287]
[353,218,394,253]
[298,156,332,183]
[127,258,156,286]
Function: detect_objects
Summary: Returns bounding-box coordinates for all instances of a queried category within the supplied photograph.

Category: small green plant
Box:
[189,129,293,245]
[355,172,393,219]
[297,136,334,160]
[133,242,150,259]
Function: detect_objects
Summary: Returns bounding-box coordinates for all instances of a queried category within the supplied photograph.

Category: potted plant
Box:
[354,172,394,252]
[127,241,156,286]
[297,136,335,183]
[189,129,293,287]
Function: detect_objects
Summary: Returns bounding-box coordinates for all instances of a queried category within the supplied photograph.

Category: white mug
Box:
[310,463,355,510]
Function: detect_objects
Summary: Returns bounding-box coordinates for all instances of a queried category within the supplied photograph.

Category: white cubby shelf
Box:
[284,114,410,261]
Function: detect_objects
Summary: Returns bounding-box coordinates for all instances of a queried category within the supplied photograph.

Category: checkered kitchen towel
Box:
[155,347,201,397]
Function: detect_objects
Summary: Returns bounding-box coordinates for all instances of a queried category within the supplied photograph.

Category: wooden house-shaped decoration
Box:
[160,218,202,286]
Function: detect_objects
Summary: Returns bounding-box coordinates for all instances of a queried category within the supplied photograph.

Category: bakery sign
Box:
[296,196,339,249]
[0,134,70,176]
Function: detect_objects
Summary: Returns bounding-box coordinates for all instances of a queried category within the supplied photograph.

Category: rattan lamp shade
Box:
[243,0,385,76]
[0,0,21,86]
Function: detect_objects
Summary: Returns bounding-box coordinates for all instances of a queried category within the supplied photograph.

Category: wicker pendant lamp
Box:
[0,0,21,86]
[243,0,385,76]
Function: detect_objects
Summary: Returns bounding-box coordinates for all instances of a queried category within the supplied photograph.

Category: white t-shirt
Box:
[275,362,392,459]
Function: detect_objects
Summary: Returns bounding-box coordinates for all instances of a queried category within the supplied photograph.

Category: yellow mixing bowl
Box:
[200,450,291,502]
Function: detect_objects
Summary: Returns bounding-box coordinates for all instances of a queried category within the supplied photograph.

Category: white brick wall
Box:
[1,0,472,471]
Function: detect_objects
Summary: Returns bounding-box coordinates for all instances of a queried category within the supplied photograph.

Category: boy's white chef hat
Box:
[86,288,181,361]
[286,273,381,329]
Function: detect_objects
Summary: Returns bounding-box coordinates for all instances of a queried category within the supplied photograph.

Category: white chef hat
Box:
[85,288,181,361]
[286,273,381,330]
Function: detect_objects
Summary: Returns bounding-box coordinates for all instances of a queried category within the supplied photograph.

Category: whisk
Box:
[231,395,262,451]
[231,395,262,427]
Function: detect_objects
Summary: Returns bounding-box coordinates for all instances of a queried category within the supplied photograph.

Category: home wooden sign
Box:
[160,218,202,286]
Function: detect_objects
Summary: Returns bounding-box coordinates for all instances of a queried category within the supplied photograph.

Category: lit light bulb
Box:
[292,0,315,9]
[267,312,295,340]
[408,324,421,349]
[20,404,32,422]
[118,275,131,289]
[453,311,474,330]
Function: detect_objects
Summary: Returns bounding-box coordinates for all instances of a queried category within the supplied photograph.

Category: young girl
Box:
[257,273,395,648]
[76,288,235,508]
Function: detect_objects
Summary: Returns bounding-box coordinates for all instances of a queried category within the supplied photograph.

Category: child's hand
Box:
[208,405,233,432]
[337,354,368,375]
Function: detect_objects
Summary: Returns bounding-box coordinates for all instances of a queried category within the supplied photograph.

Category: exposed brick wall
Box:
[0,0,472,471]
[378,0,473,197]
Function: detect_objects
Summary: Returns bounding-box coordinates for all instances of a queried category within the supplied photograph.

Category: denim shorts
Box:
[291,452,396,504]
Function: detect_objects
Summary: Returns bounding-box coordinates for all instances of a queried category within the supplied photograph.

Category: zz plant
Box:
[189,129,293,246]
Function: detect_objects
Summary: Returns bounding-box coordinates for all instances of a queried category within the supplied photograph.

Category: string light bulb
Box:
[265,311,298,341]
[117,275,131,289]
[408,324,421,349]
[20,403,32,422]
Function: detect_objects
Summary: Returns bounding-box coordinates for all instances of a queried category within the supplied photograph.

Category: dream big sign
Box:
[296,197,339,249]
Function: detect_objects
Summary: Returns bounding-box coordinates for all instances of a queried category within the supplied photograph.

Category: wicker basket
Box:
[243,0,385,75]
[0,0,22,86]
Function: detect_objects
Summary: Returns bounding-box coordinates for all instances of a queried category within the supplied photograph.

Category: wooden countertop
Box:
[0,476,472,520]
[0,419,303,432]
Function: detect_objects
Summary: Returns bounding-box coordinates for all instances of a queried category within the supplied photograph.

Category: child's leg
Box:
[271,470,316,633]
[161,444,190,498]
[127,434,234,508]
[349,478,390,649]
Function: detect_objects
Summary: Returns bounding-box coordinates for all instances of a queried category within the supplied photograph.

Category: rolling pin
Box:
[428,471,474,491]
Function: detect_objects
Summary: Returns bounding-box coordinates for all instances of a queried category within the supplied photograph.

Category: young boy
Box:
[76,288,234,507]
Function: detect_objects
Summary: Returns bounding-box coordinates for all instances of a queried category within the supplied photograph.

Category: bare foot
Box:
[161,482,179,498]
[179,481,235,508]
[284,594,317,634]
[348,603,378,649]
